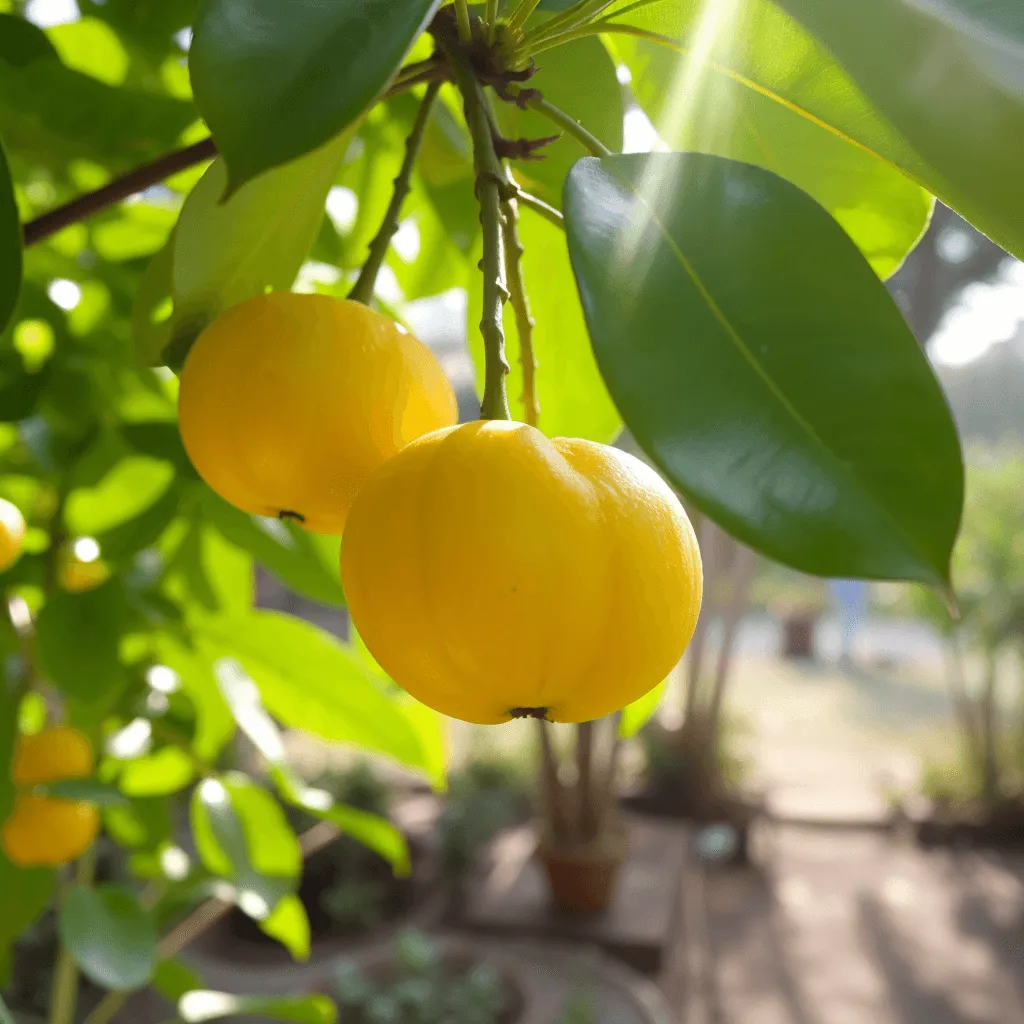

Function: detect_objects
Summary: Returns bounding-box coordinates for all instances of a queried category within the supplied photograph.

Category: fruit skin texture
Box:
[2,726,100,867]
[0,498,26,572]
[177,292,458,535]
[341,421,703,725]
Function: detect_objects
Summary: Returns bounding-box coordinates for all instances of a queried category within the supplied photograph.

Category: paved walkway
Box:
[670,825,1024,1024]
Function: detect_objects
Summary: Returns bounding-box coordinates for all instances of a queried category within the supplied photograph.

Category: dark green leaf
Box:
[43,778,130,805]
[496,34,623,208]
[177,991,336,1024]
[103,797,174,851]
[0,13,59,66]
[59,884,157,991]
[36,582,129,706]
[152,959,206,1004]
[202,492,345,608]
[0,140,20,335]
[165,131,351,364]
[564,153,963,585]
[608,5,932,278]
[189,0,439,190]
[196,612,443,778]
[0,852,54,976]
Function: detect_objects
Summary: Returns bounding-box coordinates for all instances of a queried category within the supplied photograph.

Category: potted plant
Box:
[532,717,628,915]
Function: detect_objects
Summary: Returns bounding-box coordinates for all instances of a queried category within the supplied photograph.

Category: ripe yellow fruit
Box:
[2,726,100,867]
[341,421,703,724]
[177,292,458,535]
[0,498,26,572]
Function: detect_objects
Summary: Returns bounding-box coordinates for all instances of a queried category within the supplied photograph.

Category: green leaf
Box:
[564,153,963,585]
[468,206,620,442]
[59,884,157,991]
[202,492,345,609]
[607,7,933,278]
[43,778,130,805]
[189,0,440,191]
[620,680,666,740]
[0,644,18,825]
[258,894,310,962]
[162,518,254,616]
[0,13,59,66]
[36,582,129,707]
[190,774,300,920]
[0,140,20,335]
[177,991,336,1024]
[103,797,174,852]
[0,852,54,976]
[152,959,206,1004]
[774,0,1024,260]
[195,612,443,778]
[166,129,352,365]
[496,34,623,208]
[118,747,195,797]
[132,236,176,366]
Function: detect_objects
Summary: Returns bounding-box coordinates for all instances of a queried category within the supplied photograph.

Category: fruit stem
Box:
[454,0,473,42]
[437,23,513,421]
[509,88,613,158]
[349,80,442,307]
[501,190,539,426]
[49,845,96,1024]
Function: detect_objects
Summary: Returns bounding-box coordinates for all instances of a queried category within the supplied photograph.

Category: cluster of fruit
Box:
[178,293,703,725]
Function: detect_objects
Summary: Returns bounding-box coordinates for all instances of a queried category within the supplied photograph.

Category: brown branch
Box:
[22,137,217,247]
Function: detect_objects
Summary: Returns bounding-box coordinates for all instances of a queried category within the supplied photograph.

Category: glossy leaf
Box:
[165,128,352,365]
[604,0,1024,262]
[607,6,932,278]
[189,0,439,191]
[202,492,345,608]
[44,778,129,805]
[775,0,1024,260]
[196,612,443,778]
[498,35,622,207]
[467,206,620,442]
[0,141,19,335]
[564,153,963,585]
[36,583,129,708]
[178,991,336,1024]
[59,884,157,990]
[152,959,206,1004]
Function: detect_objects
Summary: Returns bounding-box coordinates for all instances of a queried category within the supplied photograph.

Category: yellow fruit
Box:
[177,292,458,535]
[341,421,703,724]
[59,552,111,592]
[12,726,95,786]
[0,498,26,572]
[1,795,100,868]
[2,727,99,867]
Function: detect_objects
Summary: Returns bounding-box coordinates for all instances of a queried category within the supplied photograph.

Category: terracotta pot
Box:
[537,821,628,915]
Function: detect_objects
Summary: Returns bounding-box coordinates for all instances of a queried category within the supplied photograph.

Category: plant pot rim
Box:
[535,816,629,858]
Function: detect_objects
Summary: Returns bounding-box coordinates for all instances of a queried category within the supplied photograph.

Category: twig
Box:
[599,710,624,830]
[501,193,539,426]
[437,21,512,420]
[515,92,612,157]
[349,80,441,305]
[513,188,564,229]
[23,138,217,247]
[536,720,572,841]
[485,0,499,44]
[21,62,444,248]
[454,0,472,42]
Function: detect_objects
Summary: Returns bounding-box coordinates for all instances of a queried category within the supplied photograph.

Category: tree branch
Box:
[536,720,573,841]
[21,62,446,249]
[509,89,612,157]
[23,138,217,247]
[349,80,441,306]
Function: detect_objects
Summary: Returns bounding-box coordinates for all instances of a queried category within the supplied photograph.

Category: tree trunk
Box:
[980,652,1001,802]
